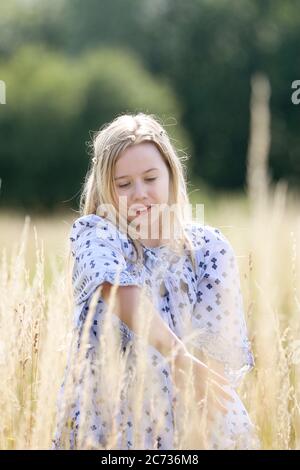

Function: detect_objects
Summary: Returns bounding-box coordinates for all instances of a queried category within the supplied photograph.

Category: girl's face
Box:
[113,142,171,240]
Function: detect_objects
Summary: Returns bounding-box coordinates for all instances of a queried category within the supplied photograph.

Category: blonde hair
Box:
[79,112,197,272]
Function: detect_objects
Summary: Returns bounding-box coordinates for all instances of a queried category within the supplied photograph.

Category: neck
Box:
[140,237,170,248]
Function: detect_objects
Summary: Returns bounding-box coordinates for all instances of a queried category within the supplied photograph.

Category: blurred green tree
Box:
[60,0,300,189]
[0,0,300,211]
[0,45,187,211]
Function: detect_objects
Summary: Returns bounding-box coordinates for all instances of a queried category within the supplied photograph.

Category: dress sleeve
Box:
[70,214,144,307]
[190,226,255,387]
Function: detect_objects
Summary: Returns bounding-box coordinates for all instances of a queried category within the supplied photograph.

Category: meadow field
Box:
[0,186,299,450]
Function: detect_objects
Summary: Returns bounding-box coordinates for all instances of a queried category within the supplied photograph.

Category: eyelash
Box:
[118,177,157,188]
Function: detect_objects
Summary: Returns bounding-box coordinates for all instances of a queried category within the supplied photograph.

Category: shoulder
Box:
[184,221,234,253]
[184,222,237,278]
[69,215,144,306]
[70,214,124,257]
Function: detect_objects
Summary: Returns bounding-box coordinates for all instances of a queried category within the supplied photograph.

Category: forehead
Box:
[114,142,166,177]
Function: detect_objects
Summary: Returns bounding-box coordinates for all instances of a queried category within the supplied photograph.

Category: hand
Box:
[170,349,234,418]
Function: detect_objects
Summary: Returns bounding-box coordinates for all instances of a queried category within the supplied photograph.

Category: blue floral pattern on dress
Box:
[51,214,260,450]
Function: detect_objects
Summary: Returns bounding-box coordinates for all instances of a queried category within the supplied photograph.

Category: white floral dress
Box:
[51,214,260,450]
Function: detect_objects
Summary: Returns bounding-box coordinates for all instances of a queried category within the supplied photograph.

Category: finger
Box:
[195,399,214,424]
[208,369,230,386]
[201,402,215,424]
[196,395,226,426]
[209,394,229,415]
[207,409,217,423]
[195,388,228,417]
[209,381,235,403]
[215,401,228,415]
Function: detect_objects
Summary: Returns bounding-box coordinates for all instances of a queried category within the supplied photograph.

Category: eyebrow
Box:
[114,168,159,180]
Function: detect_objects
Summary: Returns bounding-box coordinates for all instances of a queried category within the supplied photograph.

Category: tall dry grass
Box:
[1,73,299,450]
[0,187,299,449]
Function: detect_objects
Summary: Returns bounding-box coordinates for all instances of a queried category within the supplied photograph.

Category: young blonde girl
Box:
[51,112,259,450]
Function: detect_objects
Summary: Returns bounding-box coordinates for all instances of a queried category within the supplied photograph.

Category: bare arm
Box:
[192,348,226,377]
[101,282,234,414]
[101,282,186,360]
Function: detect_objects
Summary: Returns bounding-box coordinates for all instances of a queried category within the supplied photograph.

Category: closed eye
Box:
[145,177,157,182]
[118,177,157,188]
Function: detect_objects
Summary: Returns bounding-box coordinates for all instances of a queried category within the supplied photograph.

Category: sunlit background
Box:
[0,0,299,450]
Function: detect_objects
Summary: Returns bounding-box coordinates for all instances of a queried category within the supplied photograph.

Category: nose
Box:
[132,180,148,202]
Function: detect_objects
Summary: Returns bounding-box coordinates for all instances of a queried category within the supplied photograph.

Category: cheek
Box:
[158,175,170,202]
[115,192,130,212]
[149,188,168,207]
[113,188,128,214]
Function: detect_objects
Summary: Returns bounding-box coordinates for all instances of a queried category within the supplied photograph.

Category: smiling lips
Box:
[130,205,152,216]
[136,207,151,215]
